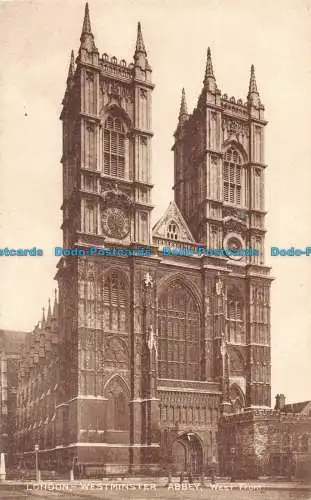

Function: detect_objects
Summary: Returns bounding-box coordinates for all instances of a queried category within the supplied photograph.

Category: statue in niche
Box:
[147,325,158,357]
[143,272,154,289]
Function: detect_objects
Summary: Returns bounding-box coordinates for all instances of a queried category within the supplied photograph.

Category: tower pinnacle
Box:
[248,64,258,94]
[135,22,147,55]
[81,3,92,37]
[247,64,260,107]
[178,88,188,123]
[53,288,58,317]
[79,3,98,55]
[47,298,52,320]
[203,47,217,94]
[67,50,75,82]
[204,47,215,83]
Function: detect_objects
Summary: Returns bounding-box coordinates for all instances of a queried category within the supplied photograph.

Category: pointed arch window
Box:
[103,116,126,178]
[223,147,243,205]
[158,282,201,380]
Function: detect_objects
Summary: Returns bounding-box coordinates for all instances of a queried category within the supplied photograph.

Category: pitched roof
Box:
[152,200,195,244]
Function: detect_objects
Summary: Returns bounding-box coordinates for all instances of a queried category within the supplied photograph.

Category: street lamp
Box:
[34,444,40,482]
[230,447,236,482]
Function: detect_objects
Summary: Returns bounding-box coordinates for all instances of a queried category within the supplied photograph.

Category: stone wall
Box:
[218,409,311,481]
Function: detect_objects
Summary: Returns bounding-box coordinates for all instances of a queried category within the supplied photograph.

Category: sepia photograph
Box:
[0,0,311,498]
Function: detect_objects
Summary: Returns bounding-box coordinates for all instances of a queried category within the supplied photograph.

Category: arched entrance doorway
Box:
[171,433,203,475]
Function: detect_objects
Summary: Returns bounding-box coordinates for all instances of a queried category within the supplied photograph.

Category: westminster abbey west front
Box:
[16,4,273,476]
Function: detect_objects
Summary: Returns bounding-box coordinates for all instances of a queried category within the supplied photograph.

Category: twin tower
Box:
[52,3,272,473]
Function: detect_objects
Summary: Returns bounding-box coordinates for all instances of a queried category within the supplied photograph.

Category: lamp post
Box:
[34,444,40,482]
[230,447,236,482]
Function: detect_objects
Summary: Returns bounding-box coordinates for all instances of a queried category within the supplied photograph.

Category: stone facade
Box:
[14,3,275,476]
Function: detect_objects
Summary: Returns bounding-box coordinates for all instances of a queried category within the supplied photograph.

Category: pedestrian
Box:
[180,471,184,484]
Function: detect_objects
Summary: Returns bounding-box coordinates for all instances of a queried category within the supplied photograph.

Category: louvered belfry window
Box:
[227,292,245,344]
[103,116,126,178]
[103,271,128,332]
[224,147,242,205]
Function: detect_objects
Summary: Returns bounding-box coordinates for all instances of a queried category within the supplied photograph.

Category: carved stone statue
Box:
[143,272,154,289]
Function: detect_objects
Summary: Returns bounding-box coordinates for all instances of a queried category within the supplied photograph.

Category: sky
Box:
[0,0,311,403]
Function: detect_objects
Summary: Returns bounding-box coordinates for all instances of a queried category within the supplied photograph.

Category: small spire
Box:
[204,47,215,84]
[53,288,58,317]
[248,64,258,95]
[178,88,188,123]
[47,298,52,320]
[79,3,98,55]
[135,22,146,55]
[81,3,92,36]
[67,50,75,81]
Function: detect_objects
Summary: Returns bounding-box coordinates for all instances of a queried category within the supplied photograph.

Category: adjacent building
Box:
[219,395,311,480]
[0,329,27,466]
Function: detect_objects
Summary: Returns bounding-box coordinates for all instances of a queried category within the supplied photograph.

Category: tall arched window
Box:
[227,289,245,344]
[103,271,129,332]
[103,116,126,178]
[158,282,201,380]
[223,147,243,205]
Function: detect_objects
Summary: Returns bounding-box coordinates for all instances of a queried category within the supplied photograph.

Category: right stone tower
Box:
[172,49,272,408]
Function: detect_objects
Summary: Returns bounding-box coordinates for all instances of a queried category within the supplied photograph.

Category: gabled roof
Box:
[152,201,195,244]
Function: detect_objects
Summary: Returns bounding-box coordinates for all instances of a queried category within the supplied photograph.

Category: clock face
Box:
[223,233,244,261]
[227,237,242,252]
[101,207,130,239]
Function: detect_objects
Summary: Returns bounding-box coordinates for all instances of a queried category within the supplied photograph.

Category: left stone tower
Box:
[56,3,155,472]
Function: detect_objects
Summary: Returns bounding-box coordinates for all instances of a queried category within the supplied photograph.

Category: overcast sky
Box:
[0,0,311,403]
